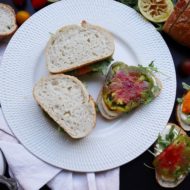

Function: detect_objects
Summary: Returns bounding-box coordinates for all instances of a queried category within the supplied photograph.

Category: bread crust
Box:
[97,89,122,120]
[97,91,118,120]
[0,3,17,40]
[155,172,186,188]
[33,74,96,138]
[45,20,114,73]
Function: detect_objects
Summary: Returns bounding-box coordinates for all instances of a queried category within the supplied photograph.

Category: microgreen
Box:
[91,58,113,75]
[144,163,155,170]
[138,61,170,78]
[186,116,190,123]
[182,82,190,91]
[49,32,54,36]
[157,125,178,150]
[95,104,99,112]
[177,98,183,103]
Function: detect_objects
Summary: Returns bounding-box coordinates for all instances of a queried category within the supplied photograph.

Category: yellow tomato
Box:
[182,91,190,114]
[16,11,30,25]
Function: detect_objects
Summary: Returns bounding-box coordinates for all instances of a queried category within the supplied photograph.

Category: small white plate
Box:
[0,0,176,171]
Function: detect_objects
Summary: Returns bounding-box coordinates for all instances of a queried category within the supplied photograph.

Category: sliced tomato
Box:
[74,66,92,76]
[103,66,153,112]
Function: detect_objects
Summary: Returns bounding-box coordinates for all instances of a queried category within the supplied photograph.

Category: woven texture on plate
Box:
[0,0,176,171]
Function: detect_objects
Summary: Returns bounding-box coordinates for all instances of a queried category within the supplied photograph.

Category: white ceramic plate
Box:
[0,0,176,172]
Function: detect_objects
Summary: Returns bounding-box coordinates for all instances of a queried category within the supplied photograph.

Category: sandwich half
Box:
[33,74,96,138]
[46,20,114,74]
[153,123,190,188]
[0,3,17,40]
[97,62,162,120]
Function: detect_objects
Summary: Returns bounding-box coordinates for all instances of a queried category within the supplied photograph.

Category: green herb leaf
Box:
[157,125,178,151]
[144,96,153,104]
[58,127,61,132]
[138,61,170,78]
[66,58,112,76]
[81,81,88,88]
[177,98,183,103]
[165,125,175,142]
[144,163,155,170]
[91,58,113,75]
[152,86,160,95]
[157,134,170,150]
[58,126,64,133]
[153,23,164,32]
[148,61,158,72]
[119,0,139,11]
[174,166,182,178]
[49,32,54,36]
[182,82,190,91]
[185,116,190,123]
[148,61,154,68]
[138,61,158,73]
[95,104,99,112]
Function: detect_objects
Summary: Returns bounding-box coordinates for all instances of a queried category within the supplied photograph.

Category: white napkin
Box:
[0,41,119,190]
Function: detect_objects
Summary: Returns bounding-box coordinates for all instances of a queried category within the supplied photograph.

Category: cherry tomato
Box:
[12,0,26,8]
[75,66,92,76]
[182,91,190,114]
[31,0,47,10]
[16,11,30,26]
[179,59,190,77]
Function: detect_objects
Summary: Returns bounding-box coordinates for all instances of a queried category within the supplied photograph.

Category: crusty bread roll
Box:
[46,20,114,73]
[163,0,190,48]
[0,3,17,41]
[33,74,96,138]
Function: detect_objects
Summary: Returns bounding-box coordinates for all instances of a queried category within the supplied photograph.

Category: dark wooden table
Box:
[1,0,190,189]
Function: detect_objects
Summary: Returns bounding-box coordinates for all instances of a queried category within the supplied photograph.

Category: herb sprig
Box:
[177,98,183,103]
[157,125,179,151]
[182,82,190,91]
[90,58,113,75]
[138,61,170,78]
[186,116,190,124]
[177,83,190,104]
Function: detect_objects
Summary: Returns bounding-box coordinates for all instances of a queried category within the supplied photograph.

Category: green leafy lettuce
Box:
[66,58,112,76]
[157,125,177,151]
